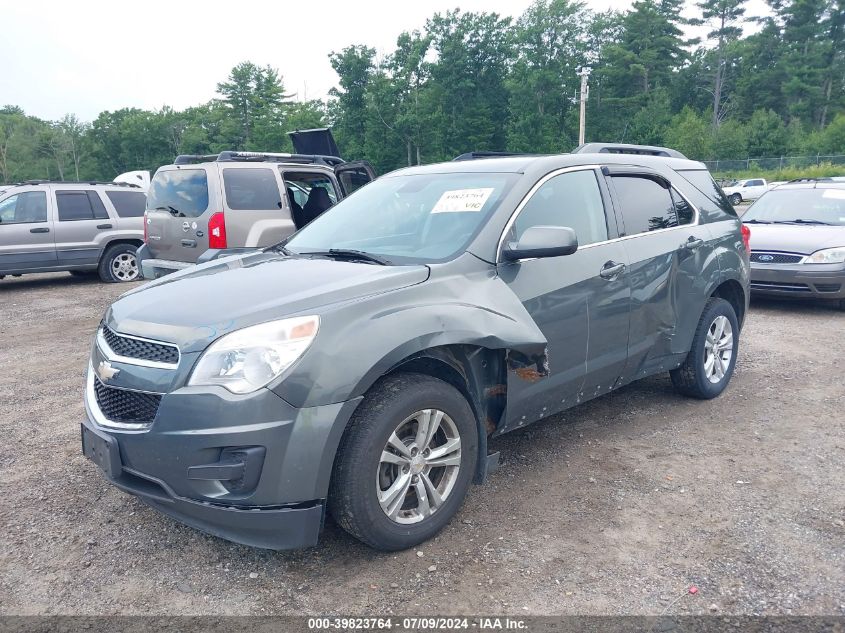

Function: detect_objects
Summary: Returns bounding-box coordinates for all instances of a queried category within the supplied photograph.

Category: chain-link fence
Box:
[702,155,845,173]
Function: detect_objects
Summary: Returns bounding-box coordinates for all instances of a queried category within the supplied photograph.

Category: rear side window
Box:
[147,169,209,218]
[513,170,608,245]
[222,168,282,210]
[678,170,734,215]
[56,190,109,221]
[0,191,48,224]
[106,190,146,217]
[611,176,678,235]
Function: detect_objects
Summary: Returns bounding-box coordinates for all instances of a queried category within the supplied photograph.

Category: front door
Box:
[498,168,631,430]
[0,190,56,272]
[335,161,376,196]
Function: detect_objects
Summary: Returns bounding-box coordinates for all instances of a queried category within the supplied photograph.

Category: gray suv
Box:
[138,129,375,279]
[81,144,750,551]
[0,181,146,282]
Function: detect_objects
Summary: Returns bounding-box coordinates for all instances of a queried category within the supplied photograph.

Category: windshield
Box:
[743,188,845,226]
[147,168,209,217]
[284,172,519,263]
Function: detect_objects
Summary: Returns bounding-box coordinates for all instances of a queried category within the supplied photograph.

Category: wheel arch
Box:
[339,344,509,486]
[100,238,144,258]
[709,277,747,328]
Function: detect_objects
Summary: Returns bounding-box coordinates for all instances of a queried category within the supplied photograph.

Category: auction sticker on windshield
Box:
[432,188,494,213]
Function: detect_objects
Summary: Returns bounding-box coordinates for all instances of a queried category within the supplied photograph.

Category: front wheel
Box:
[670,297,739,399]
[729,193,742,206]
[98,244,140,283]
[329,373,478,551]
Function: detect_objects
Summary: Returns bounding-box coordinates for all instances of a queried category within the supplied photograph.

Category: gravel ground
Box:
[0,272,843,616]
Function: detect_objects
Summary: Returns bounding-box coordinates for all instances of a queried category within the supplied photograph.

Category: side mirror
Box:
[502,225,578,261]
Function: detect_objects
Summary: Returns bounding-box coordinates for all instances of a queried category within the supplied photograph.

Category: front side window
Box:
[222,168,282,210]
[612,176,677,235]
[106,191,146,217]
[511,170,608,246]
[56,191,109,221]
[0,191,48,224]
[147,169,209,218]
[285,172,518,263]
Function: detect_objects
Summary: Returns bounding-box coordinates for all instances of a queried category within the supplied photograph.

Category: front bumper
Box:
[81,361,363,550]
[750,262,845,299]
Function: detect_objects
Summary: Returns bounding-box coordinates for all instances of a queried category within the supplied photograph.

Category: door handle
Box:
[96,223,113,230]
[180,239,197,248]
[683,236,704,250]
[30,227,50,234]
[600,261,626,279]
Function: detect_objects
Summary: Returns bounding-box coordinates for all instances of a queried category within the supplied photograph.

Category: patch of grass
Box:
[712,162,845,181]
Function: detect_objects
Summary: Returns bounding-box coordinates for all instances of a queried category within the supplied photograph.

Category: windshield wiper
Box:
[777,218,833,225]
[742,219,771,224]
[301,249,390,265]
[153,205,185,217]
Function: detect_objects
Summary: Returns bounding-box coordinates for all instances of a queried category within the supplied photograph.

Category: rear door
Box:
[52,189,112,266]
[499,167,631,429]
[335,162,376,196]
[0,189,55,272]
[145,167,213,262]
[605,169,716,379]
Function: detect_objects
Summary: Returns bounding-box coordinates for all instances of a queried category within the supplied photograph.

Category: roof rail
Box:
[173,151,345,167]
[8,180,140,188]
[453,151,536,161]
[572,143,687,159]
[787,177,832,183]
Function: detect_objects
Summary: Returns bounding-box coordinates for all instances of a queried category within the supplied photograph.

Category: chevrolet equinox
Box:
[81,144,751,551]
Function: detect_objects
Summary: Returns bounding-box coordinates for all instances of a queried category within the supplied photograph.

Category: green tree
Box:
[695,0,747,126]
[216,62,289,150]
[746,108,789,156]
[664,106,713,158]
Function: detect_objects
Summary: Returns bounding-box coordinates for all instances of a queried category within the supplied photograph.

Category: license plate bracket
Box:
[81,423,122,479]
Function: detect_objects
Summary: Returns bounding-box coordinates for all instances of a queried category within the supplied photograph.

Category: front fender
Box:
[269,261,549,409]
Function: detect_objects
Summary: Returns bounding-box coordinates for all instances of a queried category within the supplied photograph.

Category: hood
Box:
[108,252,429,352]
[745,223,845,255]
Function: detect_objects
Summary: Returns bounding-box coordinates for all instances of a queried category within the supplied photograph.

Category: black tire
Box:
[328,372,478,551]
[729,193,742,206]
[838,299,845,312]
[670,297,739,399]
[98,243,140,283]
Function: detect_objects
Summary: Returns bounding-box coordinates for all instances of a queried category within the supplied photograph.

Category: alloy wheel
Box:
[704,315,733,384]
[376,408,462,525]
[111,253,139,282]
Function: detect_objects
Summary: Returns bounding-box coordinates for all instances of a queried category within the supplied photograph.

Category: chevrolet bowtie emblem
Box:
[97,360,120,383]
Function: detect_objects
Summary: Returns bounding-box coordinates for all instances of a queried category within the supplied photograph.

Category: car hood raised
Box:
[107,251,430,352]
[745,223,845,255]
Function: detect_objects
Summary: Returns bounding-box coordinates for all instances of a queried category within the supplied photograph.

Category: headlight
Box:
[805,247,845,264]
[188,316,319,394]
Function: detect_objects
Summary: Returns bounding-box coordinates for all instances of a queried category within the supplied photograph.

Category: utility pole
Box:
[577,67,591,146]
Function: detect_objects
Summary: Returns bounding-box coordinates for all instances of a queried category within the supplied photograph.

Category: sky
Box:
[0,0,771,123]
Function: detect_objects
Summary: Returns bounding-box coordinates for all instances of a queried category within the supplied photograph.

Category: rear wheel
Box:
[729,193,742,206]
[671,297,739,399]
[329,373,478,551]
[98,244,140,283]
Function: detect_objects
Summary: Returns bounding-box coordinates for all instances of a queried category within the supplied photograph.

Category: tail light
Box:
[741,223,751,255]
[208,212,227,249]
[143,211,148,243]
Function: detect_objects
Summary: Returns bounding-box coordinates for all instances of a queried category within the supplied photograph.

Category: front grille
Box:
[94,377,161,424]
[102,326,179,365]
[814,283,842,293]
[750,252,803,264]
[750,280,811,292]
